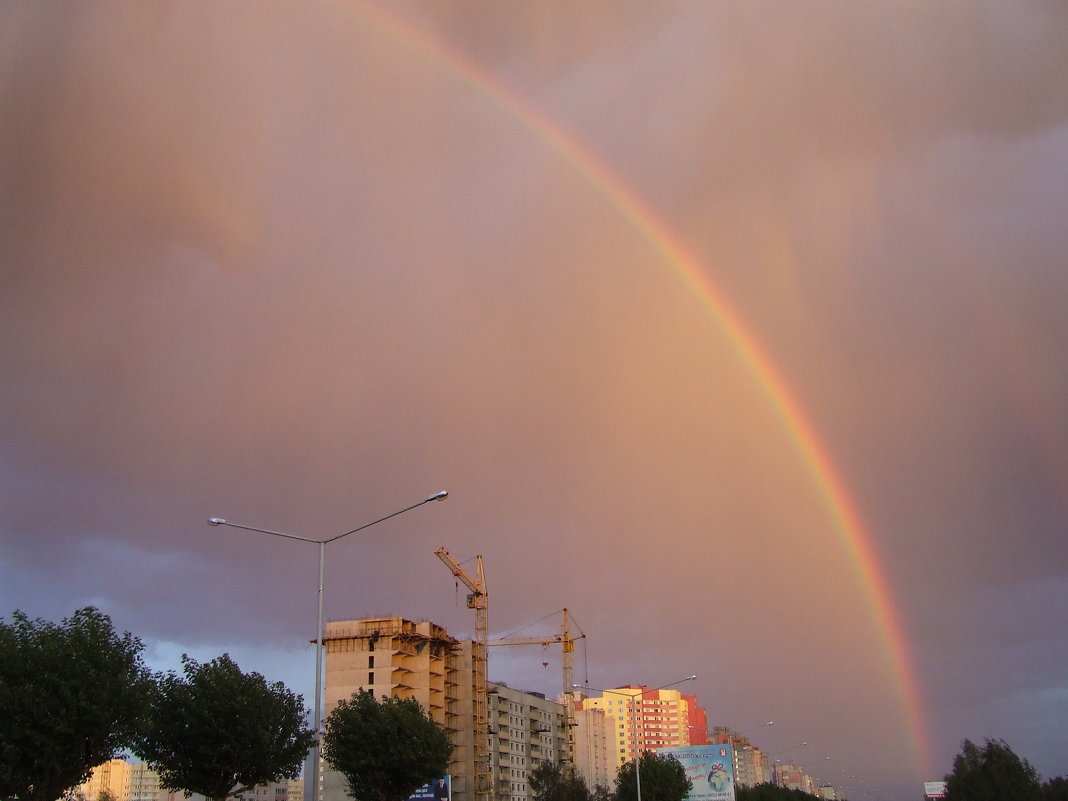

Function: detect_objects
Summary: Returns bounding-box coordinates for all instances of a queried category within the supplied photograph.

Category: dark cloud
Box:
[2,3,1067,799]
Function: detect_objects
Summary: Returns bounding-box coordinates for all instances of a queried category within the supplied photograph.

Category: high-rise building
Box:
[571,704,614,791]
[683,695,708,746]
[773,760,815,793]
[489,682,566,801]
[322,617,477,801]
[710,727,770,788]
[579,686,701,768]
[77,758,132,801]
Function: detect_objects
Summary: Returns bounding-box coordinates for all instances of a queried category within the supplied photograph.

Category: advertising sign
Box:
[662,745,736,801]
[923,781,947,799]
[409,776,451,801]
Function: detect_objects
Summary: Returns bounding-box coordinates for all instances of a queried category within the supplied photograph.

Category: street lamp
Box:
[574,675,697,801]
[208,490,449,801]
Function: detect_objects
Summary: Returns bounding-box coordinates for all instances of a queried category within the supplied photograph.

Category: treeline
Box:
[944,738,1068,801]
[529,758,822,801]
[0,608,451,801]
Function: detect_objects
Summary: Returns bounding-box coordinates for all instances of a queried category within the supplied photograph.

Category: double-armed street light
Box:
[574,674,697,801]
[208,490,449,801]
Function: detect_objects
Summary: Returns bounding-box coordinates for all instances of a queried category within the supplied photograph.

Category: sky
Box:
[2,2,1067,800]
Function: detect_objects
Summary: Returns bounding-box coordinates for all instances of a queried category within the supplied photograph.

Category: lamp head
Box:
[427,490,449,502]
[207,517,226,526]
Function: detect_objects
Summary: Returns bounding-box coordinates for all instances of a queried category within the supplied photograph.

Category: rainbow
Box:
[340,0,932,778]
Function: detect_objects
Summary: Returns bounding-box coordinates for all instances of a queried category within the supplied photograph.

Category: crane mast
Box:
[434,547,490,801]
[488,608,583,767]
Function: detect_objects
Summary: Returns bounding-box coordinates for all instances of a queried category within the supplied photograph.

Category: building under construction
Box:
[321,616,587,801]
[321,617,479,801]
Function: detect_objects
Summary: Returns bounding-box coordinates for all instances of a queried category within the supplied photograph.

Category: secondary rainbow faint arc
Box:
[346,0,932,777]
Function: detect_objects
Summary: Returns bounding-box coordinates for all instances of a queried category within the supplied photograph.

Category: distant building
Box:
[78,760,293,801]
[579,685,701,768]
[77,759,131,801]
[710,727,770,788]
[683,696,708,746]
[773,761,816,794]
[571,702,614,791]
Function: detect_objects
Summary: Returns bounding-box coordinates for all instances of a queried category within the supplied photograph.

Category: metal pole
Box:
[310,541,325,801]
[633,693,641,801]
[207,491,448,801]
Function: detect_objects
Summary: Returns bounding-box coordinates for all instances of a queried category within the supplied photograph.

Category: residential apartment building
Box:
[578,686,701,768]
[710,727,771,788]
[77,758,131,801]
[773,761,817,794]
[77,760,293,801]
[571,704,614,791]
[683,696,708,746]
[489,682,566,801]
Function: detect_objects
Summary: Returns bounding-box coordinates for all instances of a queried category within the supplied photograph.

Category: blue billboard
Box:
[408,776,451,801]
[662,745,736,801]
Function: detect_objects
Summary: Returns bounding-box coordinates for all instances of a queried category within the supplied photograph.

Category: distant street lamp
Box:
[208,490,449,801]
[574,675,697,801]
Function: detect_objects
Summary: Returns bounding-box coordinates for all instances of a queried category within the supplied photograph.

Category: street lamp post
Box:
[574,675,697,801]
[208,490,449,801]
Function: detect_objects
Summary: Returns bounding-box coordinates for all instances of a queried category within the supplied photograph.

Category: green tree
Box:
[135,654,314,801]
[320,690,452,801]
[529,761,591,801]
[615,753,691,801]
[737,784,820,801]
[944,738,1041,801]
[1043,777,1068,801]
[0,607,152,801]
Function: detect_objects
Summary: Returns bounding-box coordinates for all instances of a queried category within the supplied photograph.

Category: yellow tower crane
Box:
[488,608,585,767]
[434,547,491,801]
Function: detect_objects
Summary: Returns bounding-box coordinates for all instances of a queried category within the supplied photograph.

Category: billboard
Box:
[923,781,947,799]
[662,745,736,801]
[408,776,451,801]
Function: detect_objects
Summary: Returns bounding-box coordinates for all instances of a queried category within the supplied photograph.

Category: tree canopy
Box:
[0,607,152,801]
[320,690,453,801]
[529,761,592,801]
[615,753,691,801]
[134,653,314,801]
[736,784,820,801]
[944,738,1042,801]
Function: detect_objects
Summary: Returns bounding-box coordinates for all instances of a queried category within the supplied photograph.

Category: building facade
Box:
[571,705,614,791]
[77,760,293,801]
[321,617,476,801]
[578,686,700,768]
[489,682,566,801]
[710,727,770,788]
